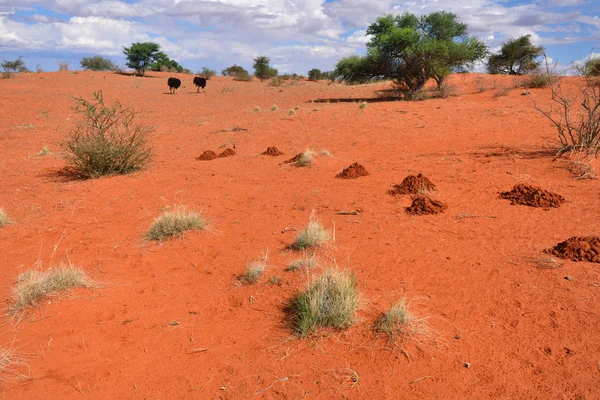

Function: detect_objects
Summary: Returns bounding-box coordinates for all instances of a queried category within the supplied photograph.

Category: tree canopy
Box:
[150,52,183,73]
[80,56,119,71]
[334,12,488,96]
[253,56,278,81]
[1,57,29,73]
[123,42,161,76]
[487,35,544,75]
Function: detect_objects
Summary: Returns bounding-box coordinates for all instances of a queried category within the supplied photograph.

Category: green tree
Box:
[80,56,119,71]
[487,35,544,75]
[221,64,248,77]
[1,57,29,73]
[150,52,183,73]
[583,58,600,77]
[335,12,487,96]
[308,69,322,81]
[123,42,161,76]
[253,56,278,81]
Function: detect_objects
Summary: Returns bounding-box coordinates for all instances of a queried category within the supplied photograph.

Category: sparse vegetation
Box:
[200,67,216,79]
[145,206,206,241]
[293,212,330,249]
[0,346,26,381]
[9,264,96,319]
[271,105,278,111]
[288,253,318,271]
[60,90,153,179]
[1,57,29,74]
[0,208,10,227]
[583,58,600,77]
[269,77,285,87]
[529,72,600,156]
[58,62,69,71]
[35,146,51,156]
[80,56,119,71]
[288,268,359,337]
[296,149,314,167]
[239,253,268,284]
[288,109,296,116]
[374,299,430,340]
[359,102,367,109]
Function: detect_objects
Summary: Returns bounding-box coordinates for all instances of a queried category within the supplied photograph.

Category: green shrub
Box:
[288,268,359,337]
[80,56,119,71]
[60,90,153,179]
[293,212,329,249]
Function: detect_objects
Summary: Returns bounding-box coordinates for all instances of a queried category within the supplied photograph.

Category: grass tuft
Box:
[145,206,206,241]
[288,109,296,116]
[359,102,367,109]
[293,213,330,249]
[271,105,278,111]
[239,253,268,284]
[0,208,10,227]
[374,299,430,340]
[35,146,51,157]
[0,346,26,381]
[9,264,95,319]
[288,268,359,337]
[296,149,314,167]
[253,106,261,112]
[288,253,318,271]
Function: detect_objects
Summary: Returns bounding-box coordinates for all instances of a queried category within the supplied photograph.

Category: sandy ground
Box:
[0,70,599,399]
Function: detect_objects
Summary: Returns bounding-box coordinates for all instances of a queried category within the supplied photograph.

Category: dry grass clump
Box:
[9,264,95,319]
[288,268,359,337]
[288,109,296,116]
[0,346,26,381]
[145,206,206,241]
[293,213,330,249]
[296,149,314,167]
[0,208,10,227]
[374,299,430,340]
[271,105,278,111]
[288,253,318,271]
[35,146,51,157]
[239,253,268,285]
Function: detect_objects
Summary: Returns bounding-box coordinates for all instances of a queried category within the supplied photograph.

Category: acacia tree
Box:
[80,56,119,71]
[334,12,487,97]
[487,35,544,75]
[123,42,160,76]
[253,56,278,81]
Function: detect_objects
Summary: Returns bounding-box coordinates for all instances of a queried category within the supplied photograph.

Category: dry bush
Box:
[146,206,206,241]
[374,299,430,340]
[296,149,314,167]
[61,90,153,179]
[288,268,359,337]
[9,264,96,319]
[0,208,10,227]
[293,212,330,249]
[529,74,600,156]
[239,253,268,284]
[268,77,286,87]
[475,76,489,93]
[288,109,296,116]
[438,81,457,98]
[493,85,513,97]
[58,62,69,71]
[35,146,51,157]
[271,105,278,111]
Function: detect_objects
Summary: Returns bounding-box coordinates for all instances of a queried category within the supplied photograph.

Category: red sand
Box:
[1,71,600,399]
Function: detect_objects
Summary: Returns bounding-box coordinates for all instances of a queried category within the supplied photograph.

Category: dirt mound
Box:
[336,163,369,179]
[283,153,302,164]
[219,148,236,158]
[262,146,283,156]
[405,196,447,216]
[547,236,600,263]
[388,173,437,196]
[500,184,564,208]
[196,150,218,161]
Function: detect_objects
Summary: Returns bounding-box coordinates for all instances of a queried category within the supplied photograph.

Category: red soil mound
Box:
[219,148,236,158]
[547,236,600,263]
[405,196,447,216]
[262,146,283,156]
[500,184,564,208]
[196,150,218,161]
[336,162,369,179]
[388,173,437,196]
[283,153,302,164]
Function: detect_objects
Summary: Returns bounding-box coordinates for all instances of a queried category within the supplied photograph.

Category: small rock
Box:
[565,276,574,281]
[464,362,471,369]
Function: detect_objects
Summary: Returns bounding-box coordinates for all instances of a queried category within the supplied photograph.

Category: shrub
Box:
[80,56,119,71]
[35,146,51,157]
[359,102,367,109]
[438,81,457,98]
[0,208,10,227]
[374,299,430,339]
[1,57,29,73]
[288,109,295,116]
[239,253,268,284]
[58,62,69,71]
[9,264,95,319]
[288,268,359,337]
[522,70,555,88]
[253,106,261,112]
[583,58,600,77]
[293,212,329,249]
[296,150,314,167]
[308,68,323,81]
[233,71,253,81]
[268,77,285,87]
[200,67,216,79]
[253,56,278,81]
[60,90,153,179]
[1,72,10,79]
[36,64,43,73]
[529,73,600,156]
[271,105,278,111]
[146,206,206,241]
[288,253,318,271]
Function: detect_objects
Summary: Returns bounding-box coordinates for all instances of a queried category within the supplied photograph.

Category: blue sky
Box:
[0,0,598,74]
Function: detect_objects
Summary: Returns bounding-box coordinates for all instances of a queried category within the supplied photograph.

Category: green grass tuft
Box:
[293,214,330,249]
[239,253,268,285]
[288,268,359,337]
[374,299,430,340]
